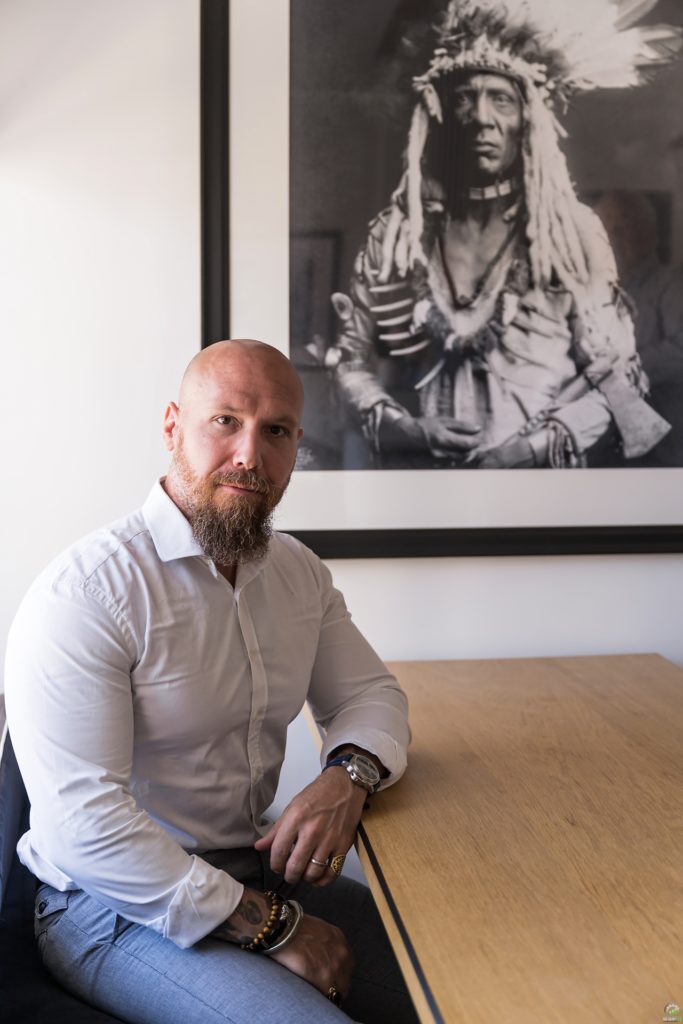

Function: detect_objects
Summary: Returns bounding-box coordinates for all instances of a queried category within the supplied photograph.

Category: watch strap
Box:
[323,754,380,793]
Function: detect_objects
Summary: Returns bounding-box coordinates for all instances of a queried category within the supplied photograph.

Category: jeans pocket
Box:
[34,885,72,945]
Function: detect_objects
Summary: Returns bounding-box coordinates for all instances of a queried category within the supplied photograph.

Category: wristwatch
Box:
[323,753,381,794]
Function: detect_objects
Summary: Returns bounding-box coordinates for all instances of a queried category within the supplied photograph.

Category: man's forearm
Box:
[211,887,274,945]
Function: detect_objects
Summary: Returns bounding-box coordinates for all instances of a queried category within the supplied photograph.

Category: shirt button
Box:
[38,901,47,913]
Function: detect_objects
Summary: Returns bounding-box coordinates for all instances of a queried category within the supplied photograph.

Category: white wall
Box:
[2,0,682,688]
[1,0,199,656]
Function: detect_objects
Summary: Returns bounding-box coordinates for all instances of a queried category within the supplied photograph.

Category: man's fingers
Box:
[282,833,351,885]
[253,829,275,851]
[267,822,301,876]
[270,914,354,997]
[420,417,482,451]
[269,819,324,882]
[303,851,331,885]
[433,430,480,451]
[422,416,481,435]
[260,772,363,881]
[443,420,482,435]
[282,833,321,884]
[445,435,480,449]
[262,820,326,881]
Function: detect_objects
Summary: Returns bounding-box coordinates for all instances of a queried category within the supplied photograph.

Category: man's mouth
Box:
[474,140,498,154]
[217,482,260,496]
[210,471,279,507]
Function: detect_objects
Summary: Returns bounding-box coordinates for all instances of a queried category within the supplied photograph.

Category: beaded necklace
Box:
[437,219,519,309]
[462,178,520,202]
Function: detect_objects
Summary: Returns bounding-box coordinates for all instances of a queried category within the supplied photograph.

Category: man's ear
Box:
[163,402,180,452]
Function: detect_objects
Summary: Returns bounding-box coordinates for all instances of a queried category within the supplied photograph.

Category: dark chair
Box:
[0,726,124,1023]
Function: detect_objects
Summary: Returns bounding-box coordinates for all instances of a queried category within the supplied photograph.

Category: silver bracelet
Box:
[262,899,303,956]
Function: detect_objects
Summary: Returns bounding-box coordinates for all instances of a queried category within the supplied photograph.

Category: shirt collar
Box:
[142,480,205,563]
[142,480,272,586]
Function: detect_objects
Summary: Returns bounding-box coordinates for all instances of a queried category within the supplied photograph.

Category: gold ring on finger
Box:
[329,853,346,877]
[327,985,342,1005]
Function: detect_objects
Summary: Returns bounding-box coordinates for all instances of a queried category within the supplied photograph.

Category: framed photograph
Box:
[201,0,683,558]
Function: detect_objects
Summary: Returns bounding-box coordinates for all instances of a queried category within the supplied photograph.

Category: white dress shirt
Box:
[5,482,409,948]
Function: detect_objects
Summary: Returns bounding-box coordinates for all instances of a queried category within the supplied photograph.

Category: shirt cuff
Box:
[320,727,407,791]
[147,855,245,949]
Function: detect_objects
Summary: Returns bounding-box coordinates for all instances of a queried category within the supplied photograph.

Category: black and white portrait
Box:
[290,0,683,471]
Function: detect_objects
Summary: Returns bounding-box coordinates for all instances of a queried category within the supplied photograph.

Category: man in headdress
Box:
[333,0,675,468]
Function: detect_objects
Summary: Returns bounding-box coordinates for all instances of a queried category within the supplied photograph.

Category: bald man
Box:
[5,341,416,1024]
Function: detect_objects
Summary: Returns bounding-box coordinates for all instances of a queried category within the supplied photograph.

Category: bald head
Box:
[162,340,304,570]
[179,339,304,415]
[163,338,304,537]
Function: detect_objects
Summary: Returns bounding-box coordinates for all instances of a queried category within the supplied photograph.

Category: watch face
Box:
[351,754,381,787]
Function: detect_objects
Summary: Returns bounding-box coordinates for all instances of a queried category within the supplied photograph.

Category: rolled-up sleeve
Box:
[304,559,410,787]
[5,580,242,948]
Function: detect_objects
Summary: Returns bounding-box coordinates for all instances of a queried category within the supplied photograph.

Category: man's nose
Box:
[231,427,262,471]
[472,92,493,125]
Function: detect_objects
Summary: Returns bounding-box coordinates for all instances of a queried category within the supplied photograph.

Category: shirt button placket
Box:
[235,592,267,823]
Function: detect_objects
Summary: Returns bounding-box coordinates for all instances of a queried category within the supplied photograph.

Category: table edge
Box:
[357,821,445,1024]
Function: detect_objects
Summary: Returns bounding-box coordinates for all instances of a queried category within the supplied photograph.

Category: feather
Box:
[421,82,443,123]
[430,0,680,96]
[614,0,659,32]
[640,24,683,62]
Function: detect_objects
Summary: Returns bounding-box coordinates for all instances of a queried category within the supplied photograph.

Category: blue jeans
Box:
[34,849,418,1024]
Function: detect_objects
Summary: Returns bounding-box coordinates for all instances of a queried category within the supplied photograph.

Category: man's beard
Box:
[170,446,286,566]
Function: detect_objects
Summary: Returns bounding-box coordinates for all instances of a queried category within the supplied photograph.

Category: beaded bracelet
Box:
[262,900,304,957]
[261,899,292,950]
[240,891,284,952]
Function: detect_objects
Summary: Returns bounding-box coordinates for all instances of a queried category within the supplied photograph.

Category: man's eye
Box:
[493,94,513,109]
[267,425,289,438]
[216,416,236,426]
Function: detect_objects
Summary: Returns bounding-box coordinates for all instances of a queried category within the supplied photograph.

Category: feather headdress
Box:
[398,0,681,291]
[414,0,680,109]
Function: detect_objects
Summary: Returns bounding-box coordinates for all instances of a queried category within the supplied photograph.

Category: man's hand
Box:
[379,411,481,460]
[255,770,366,886]
[476,435,536,468]
[418,416,482,457]
[212,887,354,1001]
[271,913,354,1001]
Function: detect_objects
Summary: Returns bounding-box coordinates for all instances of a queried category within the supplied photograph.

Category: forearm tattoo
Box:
[212,893,269,945]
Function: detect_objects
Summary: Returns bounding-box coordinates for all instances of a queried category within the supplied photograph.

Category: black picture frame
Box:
[200,0,683,559]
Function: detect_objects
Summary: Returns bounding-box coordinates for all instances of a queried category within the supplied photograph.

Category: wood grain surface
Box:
[356,655,683,1024]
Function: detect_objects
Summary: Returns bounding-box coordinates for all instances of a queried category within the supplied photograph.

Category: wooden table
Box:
[355,655,683,1024]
